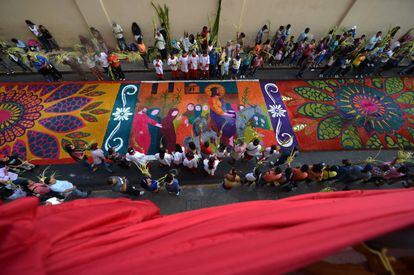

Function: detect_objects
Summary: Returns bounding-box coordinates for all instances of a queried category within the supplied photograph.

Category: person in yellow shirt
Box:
[352,50,368,77]
[322,165,338,180]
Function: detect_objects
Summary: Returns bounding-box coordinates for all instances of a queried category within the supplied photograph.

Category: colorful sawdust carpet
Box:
[0,77,413,164]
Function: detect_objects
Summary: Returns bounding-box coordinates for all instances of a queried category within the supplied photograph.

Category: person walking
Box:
[25,20,50,52]
[90,143,113,173]
[112,22,127,51]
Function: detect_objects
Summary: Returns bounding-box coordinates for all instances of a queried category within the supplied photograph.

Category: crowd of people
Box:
[1,20,413,81]
[1,136,412,204]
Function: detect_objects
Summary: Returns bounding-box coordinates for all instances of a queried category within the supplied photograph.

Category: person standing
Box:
[6,51,31,72]
[155,148,173,167]
[179,51,190,80]
[199,51,210,79]
[39,25,60,51]
[155,31,167,60]
[153,56,164,80]
[27,54,60,81]
[137,38,149,69]
[209,48,219,78]
[250,54,264,76]
[165,172,181,196]
[81,54,104,81]
[108,51,126,80]
[244,138,262,161]
[95,51,110,75]
[11,38,27,50]
[297,27,311,43]
[90,27,109,53]
[112,22,127,51]
[365,31,382,51]
[231,55,241,80]
[167,54,178,79]
[25,20,50,52]
[183,151,198,174]
[125,147,148,167]
[219,55,230,79]
[64,144,92,170]
[203,156,220,176]
[255,25,268,45]
[90,143,113,173]
[188,51,199,79]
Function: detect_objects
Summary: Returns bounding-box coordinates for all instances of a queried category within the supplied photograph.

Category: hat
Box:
[352,26,357,30]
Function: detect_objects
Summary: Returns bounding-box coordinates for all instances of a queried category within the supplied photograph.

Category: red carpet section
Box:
[1,189,414,274]
[275,77,414,150]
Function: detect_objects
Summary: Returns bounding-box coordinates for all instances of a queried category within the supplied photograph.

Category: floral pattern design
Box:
[283,77,414,150]
[0,83,114,160]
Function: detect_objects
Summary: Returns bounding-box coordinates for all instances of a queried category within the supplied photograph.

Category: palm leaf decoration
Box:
[151,2,171,50]
[210,0,222,47]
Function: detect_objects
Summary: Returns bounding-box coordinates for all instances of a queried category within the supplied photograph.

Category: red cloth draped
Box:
[1,189,414,275]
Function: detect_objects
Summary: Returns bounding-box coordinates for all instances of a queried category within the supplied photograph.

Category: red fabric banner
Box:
[1,189,414,274]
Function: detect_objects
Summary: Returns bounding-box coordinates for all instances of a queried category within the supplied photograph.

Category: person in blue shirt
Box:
[27,54,61,81]
[209,47,219,78]
[165,172,181,196]
[140,176,160,192]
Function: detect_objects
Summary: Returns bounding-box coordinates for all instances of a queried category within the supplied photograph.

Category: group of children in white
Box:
[153,51,241,80]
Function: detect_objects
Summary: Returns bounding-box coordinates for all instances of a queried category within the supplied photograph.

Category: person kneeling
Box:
[223,168,242,190]
[107,176,144,196]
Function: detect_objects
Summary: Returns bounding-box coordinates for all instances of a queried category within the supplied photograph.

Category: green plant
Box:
[152,2,171,50]
[210,0,222,46]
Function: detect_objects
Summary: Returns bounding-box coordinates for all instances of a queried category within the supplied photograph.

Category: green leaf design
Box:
[66,132,91,139]
[396,134,413,149]
[297,103,335,118]
[317,115,344,140]
[403,107,414,116]
[385,77,404,95]
[371,78,384,89]
[397,91,414,105]
[396,92,414,104]
[294,87,334,101]
[326,79,338,87]
[385,135,398,148]
[365,134,383,148]
[307,80,334,93]
[81,113,98,122]
[82,101,103,111]
[90,109,110,115]
[341,125,362,149]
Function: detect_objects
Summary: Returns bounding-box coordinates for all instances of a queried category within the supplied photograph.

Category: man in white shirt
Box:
[199,51,210,79]
[155,31,167,60]
[179,52,190,80]
[167,54,179,79]
[112,22,127,51]
[188,51,199,79]
[153,56,164,80]
[126,147,148,167]
[365,31,382,50]
[90,143,113,173]
[45,177,89,198]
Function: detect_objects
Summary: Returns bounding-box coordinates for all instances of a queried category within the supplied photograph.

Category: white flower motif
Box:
[112,107,132,121]
[268,104,287,118]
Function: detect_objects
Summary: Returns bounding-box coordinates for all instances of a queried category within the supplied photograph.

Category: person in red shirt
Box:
[64,144,92,170]
[263,166,283,186]
[108,51,126,80]
[292,164,309,182]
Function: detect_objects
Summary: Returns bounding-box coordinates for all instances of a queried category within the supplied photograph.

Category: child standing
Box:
[188,51,199,79]
[199,51,210,79]
[108,51,126,80]
[167,54,178,79]
[153,56,164,80]
[231,55,241,80]
[179,52,190,80]
[220,56,230,79]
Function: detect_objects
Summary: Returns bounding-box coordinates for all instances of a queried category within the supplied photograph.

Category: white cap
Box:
[352,26,357,30]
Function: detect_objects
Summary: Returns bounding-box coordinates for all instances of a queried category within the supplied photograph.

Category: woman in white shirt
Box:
[183,151,198,173]
[90,143,113,173]
[125,147,147,167]
[155,148,173,167]
[189,51,199,79]
[245,139,262,160]
[167,54,179,79]
[203,157,220,176]
[172,144,185,165]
